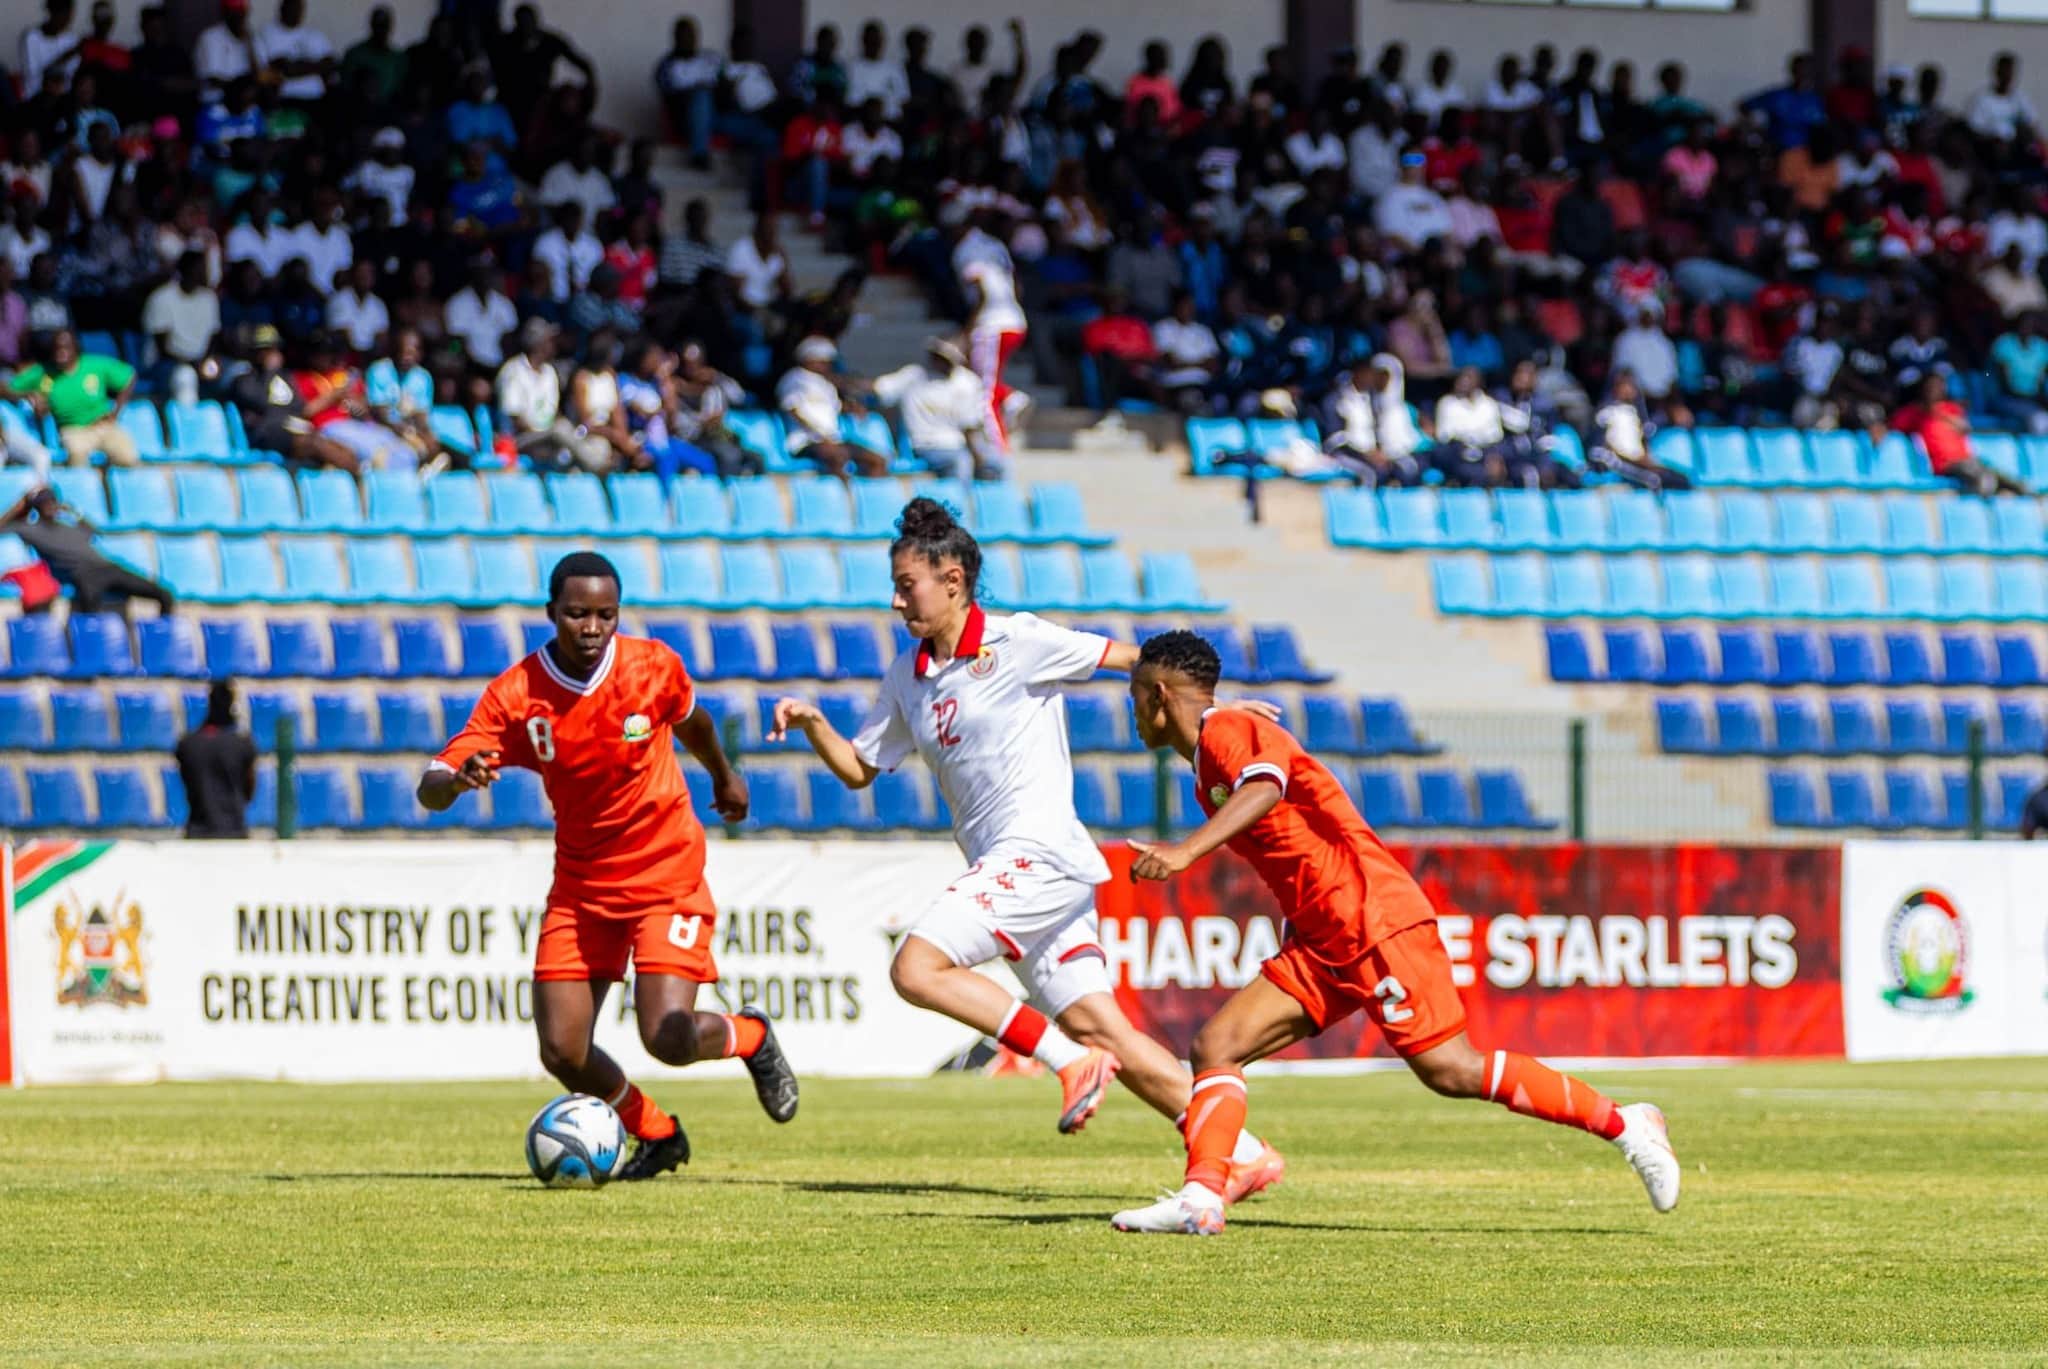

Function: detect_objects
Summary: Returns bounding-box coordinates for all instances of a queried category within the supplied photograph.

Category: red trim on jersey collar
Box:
[914,604,987,678]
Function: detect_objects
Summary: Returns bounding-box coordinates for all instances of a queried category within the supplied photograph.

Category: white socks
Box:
[1231,1129,1267,1164]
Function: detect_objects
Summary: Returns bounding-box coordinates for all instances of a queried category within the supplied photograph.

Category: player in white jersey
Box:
[772,498,1286,1202]
[955,224,1028,452]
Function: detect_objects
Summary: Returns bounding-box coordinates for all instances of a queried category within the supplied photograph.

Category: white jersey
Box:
[854,608,1111,885]
[960,256,1026,336]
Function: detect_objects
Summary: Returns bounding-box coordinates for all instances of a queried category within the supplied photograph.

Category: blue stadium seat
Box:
[1995,632,2044,687]
[1476,770,1556,830]
[744,769,806,831]
[813,691,867,740]
[1301,695,1363,755]
[1660,627,1712,685]
[849,479,905,539]
[1885,770,1951,831]
[1431,557,1492,614]
[1186,417,1248,474]
[1768,769,1825,828]
[770,621,825,679]
[1713,698,1767,755]
[1714,559,1769,618]
[872,770,937,830]
[1940,631,1996,687]
[344,538,412,603]
[92,767,158,827]
[1807,431,1866,487]
[116,401,168,462]
[418,472,486,534]
[791,479,854,538]
[0,766,28,824]
[838,544,892,609]
[608,473,670,536]
[427,408,479,461]
[1656,697,1710,753]
[440,689,479,731]
[728,479,790,538]
[1381,490,1443,547]
[170,467,237,532]
[1606,555,1661,617]
[1827,770,1882,828]
[1416,769,1478,827]
[246,690,308,751]
[25,765,89,827]
[830,621,887,679]
[1825,494,1884,553]
[113,688,176,751]
[1714,627,1769,684]
[1767,558,1826,617]
[1079,547,1142,613]
[1552,492,1613,550]
[1771,697,1826,756]
[1884,699,1939,756]
[297,469,363,531]
[1752,430,1813,487]
[1251,624,1329,683]
[51,687,115,750]
[377,691,441,753]
[1995,562,2048,619]
[806,771,877,830]
[165,401,234,460]
[1769,628,1826,686]
[1828,697,1882,754]
[1114,767,1160,831]
[1601,625,1659,683]
[1942,699,1990,757]
[411,538,477,605]
[466,541,537,608]
[144,535,217,603]
[1066,694,1123,752]
[1975,433,2023,478]
[1881,495,1937,554]
[1664,493,1725,551]
[68,612,137,677]
[1356,769,1418,828]
[1361,698,1439,756]
[1714,492,1771,551]
[295,765,356,829]
[0,690,48,747]
[1882,629,1935,686]
[1545,624,1595,682]
[1825,630,1879,687]
[668,478,732,537]
[233,467,300,530]
[1661,556,1719,617]
[1019,546,1084,611]
[277,537,346,601]
[1073,770,1116,829]
[490,770,550,828]
[1608,490,1668,550]
[779,545,845,608]
[719,544,781,608]
[358,765,427,829]
[1539,553,1601,617]
[388,618,454,678]
[1771,494,1830,552]
[7,616,69,676]
[364,470,428,532]
[266,620,329,677]
[1940,499,1997,555]
[1993,772,2034,831]
[1826,559,1884,618]
[706,621,765,680]
[1442,489,1502,548]
[653,543,719,607]
[487,473,553,533]
[50,468,110,523]
[1031,483,1108,546]
[312,690,376,751]
[1696,429,1757,485]
[1999,699,2046,755]
[974,484,1034,543]
[1492,554,1553,616]
[1993,498,2045,554]
[725,410,790,471]
[106,467,175,530]
[210,537,279,608]
[456,618,516,677]
[1938,561,1995,621]
[1325,488,1384,546]
[546,473,613,534]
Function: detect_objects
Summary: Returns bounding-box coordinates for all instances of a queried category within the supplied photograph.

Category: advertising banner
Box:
[1840,841,2048,1062]
[1095,843,1845,1062]
[5,839,980,1085]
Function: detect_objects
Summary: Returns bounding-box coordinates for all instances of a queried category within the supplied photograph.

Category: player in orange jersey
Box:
[417,552,798,1181]
[1108,631,1679,1234]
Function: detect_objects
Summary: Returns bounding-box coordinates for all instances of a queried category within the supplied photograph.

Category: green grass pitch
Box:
[3,1058,2045,1366]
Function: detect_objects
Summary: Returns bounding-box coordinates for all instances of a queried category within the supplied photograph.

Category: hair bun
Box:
[896,495,962,540]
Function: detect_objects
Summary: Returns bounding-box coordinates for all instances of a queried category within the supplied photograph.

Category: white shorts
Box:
[907,851,1112,1017]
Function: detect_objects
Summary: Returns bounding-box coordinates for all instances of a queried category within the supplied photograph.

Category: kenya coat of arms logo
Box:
[54,891,148,1008]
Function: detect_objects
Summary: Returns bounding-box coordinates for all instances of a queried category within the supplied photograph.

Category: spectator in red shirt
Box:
[782,94,845,227]
[1081,287,1158,407]
[1892,373,2028,495]
[1825,46,1877,129]
[1125,41,1180,127]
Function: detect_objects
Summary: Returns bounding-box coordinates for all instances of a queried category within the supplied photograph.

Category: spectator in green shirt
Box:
[5,328,139,466]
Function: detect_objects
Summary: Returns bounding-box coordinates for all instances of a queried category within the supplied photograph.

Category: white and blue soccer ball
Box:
[524,1093,629,1189]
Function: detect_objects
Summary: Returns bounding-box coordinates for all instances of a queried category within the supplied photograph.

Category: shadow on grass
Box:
[695,1176,1133,1203]
[262,1172,529,1183]
[906,1211,1642,1235]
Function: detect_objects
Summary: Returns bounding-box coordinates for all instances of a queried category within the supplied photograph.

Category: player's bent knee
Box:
[1411,1049,1486,1099]
[640,1013,701,1066]
[1188,1021,1249,1074]
[537,1033,588,1080]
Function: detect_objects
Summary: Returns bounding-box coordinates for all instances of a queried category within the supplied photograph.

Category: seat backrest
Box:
[1381,490,1443,545]
[1443,489,1503,547]
[1882,629,1935,685]
[1606,490,1667,550]
[1880,559,1937,618]
[973,484,1032,541]
[546,472,614,532]
[1552,493,1611,550]
[1663,492,1723,551]
[671,478,734,536]
[51,468,110,524]
[366,470,427,530]
[344,538,413,602]
[1767,557,1825,617]
[1604,554,1661,617]
[392,618,458,678]
[1431,556,1492,614]
[791,479,854,537]
[777,545,843,608]
[1771,493,1830,551]
[608,473,671,534]
[1020,546,1083,608]
[728,478,790,537]
[1489,553,1551,615]
[298,469,363,529]
[829,621,887,679]
[770,621,823,678]
[1825,559,1883,617]
[487,473,552,531]
[1717,492,1774,551]
[108,467,175,528]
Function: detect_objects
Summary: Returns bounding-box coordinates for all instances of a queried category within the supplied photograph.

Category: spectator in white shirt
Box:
[1484,55,1542,115]
[1373,151,1454,255]
[294,188,353,293]
[195,0,259,103]
[346,128,415,228]
[1966,52,2040,144]
[18,0,80,97]
[530,201,601,302]
[1285,110,1346,179]
[872,337,1002,481]
[257,0,336,103]
[842,100,904,179]
[537,135,618,225]
[141,250,221,374]
[776,335,889,479]
[656,16,726,168]
[1432,367,1509,487]
[1612,305,1681,405]
[844,21,909,120]
[1410,50,1466,129]
[1348,102,1407,200]
[1151,293,1222,411]
[445,258,518,369]
[726,214,789,311]
[1987,187,2048,275]
[325,259,388,354]
[496,319,609,472]
[1590,372,1691,491]
[224,190,296,279]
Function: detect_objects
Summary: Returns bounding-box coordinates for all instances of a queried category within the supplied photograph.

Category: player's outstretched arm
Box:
[1129,779,1282,882]
[677,705,750,821]
[770,697,880,790]
[417,750,501,812]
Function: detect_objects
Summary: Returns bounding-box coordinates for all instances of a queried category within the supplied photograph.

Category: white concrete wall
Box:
[1877,0,2048,112]
[1355,0,1810,112]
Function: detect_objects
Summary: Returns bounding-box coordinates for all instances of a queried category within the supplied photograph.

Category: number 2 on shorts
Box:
[1373,975,1413,1023]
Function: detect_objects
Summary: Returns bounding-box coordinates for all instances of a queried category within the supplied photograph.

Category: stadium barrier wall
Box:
[3,838,1877,1086]
[1840,841,2048,1063]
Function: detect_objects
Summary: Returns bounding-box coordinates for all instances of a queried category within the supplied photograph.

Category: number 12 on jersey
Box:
[932,698,962,748]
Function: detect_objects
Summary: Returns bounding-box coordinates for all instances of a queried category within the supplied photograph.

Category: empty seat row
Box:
[1547,624,2048,689]
[1767,767,2036,832]
[0,464,1108,546]
[75,532,1221,614]
[1331,488,2048,556]
[1669,428,2045,491]
[1434,554,2048,621]
[1657,695,2044,759]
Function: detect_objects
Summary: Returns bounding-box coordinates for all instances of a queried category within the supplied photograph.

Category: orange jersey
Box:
[434,634,708,918]
[1193,709,1436,967]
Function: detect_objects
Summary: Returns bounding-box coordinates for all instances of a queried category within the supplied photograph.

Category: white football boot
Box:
[1111,1183,1227,1235]
[1613,1102,1681,1213]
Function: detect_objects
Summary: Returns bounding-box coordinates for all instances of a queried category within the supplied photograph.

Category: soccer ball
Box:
[524,1093,629,1189]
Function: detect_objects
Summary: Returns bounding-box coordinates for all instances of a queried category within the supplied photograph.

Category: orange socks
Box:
[607,1081,678,1140]
[1180,1067,1248,1196]
[1486,1050,1624,1141]
[722,1013,767,1060]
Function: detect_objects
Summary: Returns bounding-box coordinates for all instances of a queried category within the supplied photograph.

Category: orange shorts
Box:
[1260,922,1467,1057]
[534,901,719,983]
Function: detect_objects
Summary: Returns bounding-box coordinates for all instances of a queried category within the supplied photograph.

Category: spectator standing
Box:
[960,233,1029,445]
[1740,53,1825,149]
[6,328,136,466]
[0,484,173,612]
[656,18,724,169]
[175,680,258,839]
[1411,50,1465,128]
[1966,52,2039,145]
[488,3,596,134]
[340,5,407,110]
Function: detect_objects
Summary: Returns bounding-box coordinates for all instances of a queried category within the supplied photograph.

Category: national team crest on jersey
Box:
[969,647,999,678]
[622,713,652,742]
[1209,784,1230,806]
